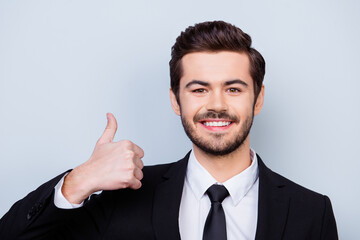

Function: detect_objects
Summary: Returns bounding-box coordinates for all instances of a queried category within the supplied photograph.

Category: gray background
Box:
[0,0,359,239]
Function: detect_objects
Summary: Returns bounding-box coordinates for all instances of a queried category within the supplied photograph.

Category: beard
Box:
[181,110,254,156]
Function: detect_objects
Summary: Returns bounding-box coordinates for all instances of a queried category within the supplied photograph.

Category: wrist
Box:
[62,167,94,204]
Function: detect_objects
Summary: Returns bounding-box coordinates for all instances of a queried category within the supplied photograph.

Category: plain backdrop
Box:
[0,0,359,239]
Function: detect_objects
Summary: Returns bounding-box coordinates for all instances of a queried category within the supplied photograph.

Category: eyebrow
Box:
[224,79,248,87]
[185,79,248,88]
[185,80,209,88]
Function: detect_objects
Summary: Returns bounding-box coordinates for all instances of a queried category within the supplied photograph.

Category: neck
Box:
[193,138,252,183]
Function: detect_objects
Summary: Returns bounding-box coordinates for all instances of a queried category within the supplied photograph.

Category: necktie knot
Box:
[206,184,229,203]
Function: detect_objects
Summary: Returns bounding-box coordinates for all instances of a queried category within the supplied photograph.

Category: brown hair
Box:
[169,20,265,102]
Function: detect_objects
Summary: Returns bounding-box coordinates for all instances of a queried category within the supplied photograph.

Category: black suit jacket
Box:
[0,153,338,239]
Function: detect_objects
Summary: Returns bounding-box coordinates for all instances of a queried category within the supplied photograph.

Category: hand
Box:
[62,113,144,204]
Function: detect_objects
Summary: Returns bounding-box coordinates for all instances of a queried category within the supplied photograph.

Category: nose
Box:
[206,90,228,112]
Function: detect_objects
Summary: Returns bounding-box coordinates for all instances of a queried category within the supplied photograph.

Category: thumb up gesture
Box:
[62,113,144,204]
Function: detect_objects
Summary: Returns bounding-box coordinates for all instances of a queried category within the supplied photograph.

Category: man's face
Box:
[170,51,264,156]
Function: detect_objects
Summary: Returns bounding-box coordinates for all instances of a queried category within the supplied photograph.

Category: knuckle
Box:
[140,149,145,157]
[138,171,144,180]
[139,160,144,169]
[120,140,132,148]
[123,162,135,172]
[125,150,135,159]
[122,173,134,184]
[116,177,129,189]
[120,182,129,189]
[128,171,136,179]
[132,181,142,189]
[133,168,143,180]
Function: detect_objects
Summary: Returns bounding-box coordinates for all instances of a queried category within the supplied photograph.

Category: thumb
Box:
[97,113,118,144]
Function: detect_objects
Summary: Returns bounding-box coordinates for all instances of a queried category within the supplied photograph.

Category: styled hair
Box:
[169,20,265,102]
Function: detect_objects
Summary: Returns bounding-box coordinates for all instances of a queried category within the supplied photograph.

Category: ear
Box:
[254,85,265,116]
[170,88,181,116]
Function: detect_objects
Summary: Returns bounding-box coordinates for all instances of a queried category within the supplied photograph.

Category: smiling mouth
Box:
[199,120,234,131]
[201,121,232,127]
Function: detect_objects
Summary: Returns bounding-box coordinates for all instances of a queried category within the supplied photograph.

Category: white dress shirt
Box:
[54,173,83,208]
[179,149,259,240]
[54,149,259,239]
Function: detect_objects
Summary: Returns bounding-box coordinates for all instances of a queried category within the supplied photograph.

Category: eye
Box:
[227,88,241,93]
[192,88,207,93]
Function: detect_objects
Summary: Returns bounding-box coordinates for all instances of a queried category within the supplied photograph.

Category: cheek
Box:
[181,103,201,119]
[179,98,204,120]
[229,97,255,117]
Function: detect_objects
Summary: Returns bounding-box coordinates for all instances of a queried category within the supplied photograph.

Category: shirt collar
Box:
[185,148,259,206]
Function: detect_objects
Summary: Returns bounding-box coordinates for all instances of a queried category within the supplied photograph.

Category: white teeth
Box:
[203,121,231,127]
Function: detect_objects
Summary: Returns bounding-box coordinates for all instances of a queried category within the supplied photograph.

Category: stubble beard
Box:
[181,110,254,156]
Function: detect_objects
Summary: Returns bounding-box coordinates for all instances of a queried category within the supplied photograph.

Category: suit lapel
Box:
[255,155,290,240]
[152,153,290,240]
[152,152,190,240]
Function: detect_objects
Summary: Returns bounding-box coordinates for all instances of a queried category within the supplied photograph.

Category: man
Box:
[0,20,338,239]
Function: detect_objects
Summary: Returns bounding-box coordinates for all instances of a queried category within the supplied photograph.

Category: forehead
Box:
[180,51,252,86]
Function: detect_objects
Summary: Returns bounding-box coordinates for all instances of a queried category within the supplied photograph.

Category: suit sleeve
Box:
[0,171,113,240]
[0,171,69,239]
[320,195,338,240]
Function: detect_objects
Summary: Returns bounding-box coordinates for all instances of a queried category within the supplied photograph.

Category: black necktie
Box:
[203,184,229,240]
